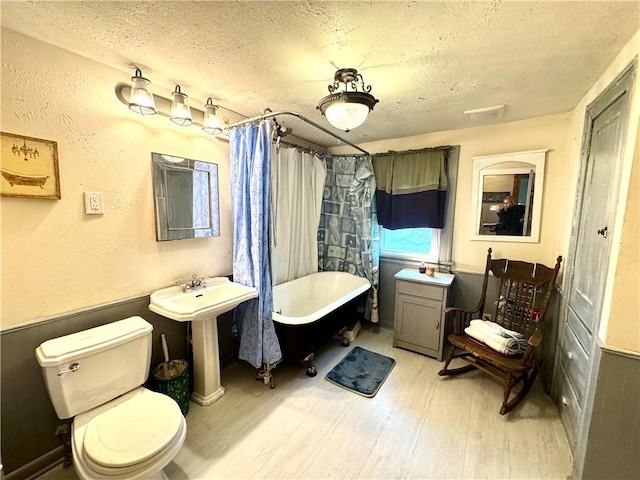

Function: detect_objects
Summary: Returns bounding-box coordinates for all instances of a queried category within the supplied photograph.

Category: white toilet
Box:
[36,316,187,480]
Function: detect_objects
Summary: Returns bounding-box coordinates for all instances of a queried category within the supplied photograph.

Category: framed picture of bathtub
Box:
[0,132,61,199]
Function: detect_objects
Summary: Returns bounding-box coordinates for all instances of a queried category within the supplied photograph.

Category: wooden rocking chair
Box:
[438,248,562,414]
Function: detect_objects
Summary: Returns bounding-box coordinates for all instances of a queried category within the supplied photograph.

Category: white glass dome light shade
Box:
[316,68,379,131]
[324,100,370,132]
[170,85,193,126]
[317,72,379,132]
[202,99,223,136]
[128,69,157,116]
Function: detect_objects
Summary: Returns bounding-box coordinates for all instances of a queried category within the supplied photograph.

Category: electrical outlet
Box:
[482,313,492,322]
[84,191,105,215]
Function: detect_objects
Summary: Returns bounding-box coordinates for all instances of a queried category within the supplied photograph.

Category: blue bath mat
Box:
[325,346,396,397]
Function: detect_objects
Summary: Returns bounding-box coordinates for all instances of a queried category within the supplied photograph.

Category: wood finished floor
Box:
[40,325,572,479]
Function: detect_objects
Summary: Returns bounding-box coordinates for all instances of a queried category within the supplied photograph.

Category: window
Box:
[380,227,440,261]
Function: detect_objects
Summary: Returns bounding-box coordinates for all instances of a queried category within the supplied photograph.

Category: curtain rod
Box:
[276,138,323,157]
[374,146,456,156]
[226,110,370,156]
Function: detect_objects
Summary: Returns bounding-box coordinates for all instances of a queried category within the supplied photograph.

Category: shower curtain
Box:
[317,154,380,322]
[229,121,282,369]
[271,146,326,285]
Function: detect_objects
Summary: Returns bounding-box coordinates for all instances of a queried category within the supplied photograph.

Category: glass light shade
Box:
[170,86,193,126]
[128,69,156,115]
[324,101,370,132]
[202,99,223,135]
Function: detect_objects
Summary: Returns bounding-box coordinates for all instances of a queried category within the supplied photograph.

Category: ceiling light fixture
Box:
[202,98,223,135]
[170,85,193,126]
[128,68,157,115]
[316,68,379,132]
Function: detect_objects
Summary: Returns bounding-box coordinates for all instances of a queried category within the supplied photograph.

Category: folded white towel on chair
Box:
[464,324,528,356]
[470,319,524,339]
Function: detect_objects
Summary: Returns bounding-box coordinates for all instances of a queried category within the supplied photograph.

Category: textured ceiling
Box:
[1,1,638,148]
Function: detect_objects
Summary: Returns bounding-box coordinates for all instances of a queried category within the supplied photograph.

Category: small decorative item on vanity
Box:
[419,262,427,274]
[0,132,61,199]
[426,266,436,277]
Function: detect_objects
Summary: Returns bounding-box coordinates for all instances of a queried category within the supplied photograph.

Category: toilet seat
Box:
[72,387,187,480]
[84,392,182,467]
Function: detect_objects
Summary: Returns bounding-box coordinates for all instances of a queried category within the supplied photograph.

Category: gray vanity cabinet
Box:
[392,269,455,361]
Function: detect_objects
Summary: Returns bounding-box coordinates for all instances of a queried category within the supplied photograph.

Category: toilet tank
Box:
[36,316,153,419]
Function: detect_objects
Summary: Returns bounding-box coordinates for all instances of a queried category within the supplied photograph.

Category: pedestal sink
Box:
[149,277,258,406]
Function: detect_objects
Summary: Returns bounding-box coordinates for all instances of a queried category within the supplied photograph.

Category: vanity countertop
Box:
[394,268,455,286]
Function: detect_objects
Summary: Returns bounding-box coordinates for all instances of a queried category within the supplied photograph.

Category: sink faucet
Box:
[176,274,207,292]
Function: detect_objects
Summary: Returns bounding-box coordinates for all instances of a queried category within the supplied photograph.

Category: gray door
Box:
[558,62,635,463]
[567,72,633,334]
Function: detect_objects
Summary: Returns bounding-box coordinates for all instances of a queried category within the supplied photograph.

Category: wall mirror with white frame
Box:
[151,152,220,241]
[470,149,547,243]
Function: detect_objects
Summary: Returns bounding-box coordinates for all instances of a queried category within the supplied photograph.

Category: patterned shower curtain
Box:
[229,121,282,369]
[317,154,380,322]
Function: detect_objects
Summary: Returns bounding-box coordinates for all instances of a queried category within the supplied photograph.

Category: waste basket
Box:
[153,359,190,416]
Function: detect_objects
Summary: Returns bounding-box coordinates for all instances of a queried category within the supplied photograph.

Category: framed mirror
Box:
[151,152,220,241]
[470,149,546,243]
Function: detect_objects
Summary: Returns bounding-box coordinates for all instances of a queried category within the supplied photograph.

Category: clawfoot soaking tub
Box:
[272,271,371,376]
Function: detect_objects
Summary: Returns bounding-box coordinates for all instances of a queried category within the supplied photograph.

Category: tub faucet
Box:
[176,274,207,292]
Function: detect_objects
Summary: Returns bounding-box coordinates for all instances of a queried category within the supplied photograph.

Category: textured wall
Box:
[1,29,234,329]
[606,125,640,351]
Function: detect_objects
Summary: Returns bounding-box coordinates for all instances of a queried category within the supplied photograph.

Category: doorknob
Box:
[597,226,608,238]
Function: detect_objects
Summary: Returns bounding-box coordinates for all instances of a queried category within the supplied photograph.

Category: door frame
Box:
[553,58,636,475]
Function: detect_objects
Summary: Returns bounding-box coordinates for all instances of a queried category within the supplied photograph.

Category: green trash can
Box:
[153,359,190,416]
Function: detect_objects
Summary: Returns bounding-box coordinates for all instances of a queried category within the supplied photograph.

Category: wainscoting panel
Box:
[580,344,640,480]
[1,296,237,479]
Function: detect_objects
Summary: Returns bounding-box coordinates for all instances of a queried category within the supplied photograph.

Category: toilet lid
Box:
[83,392,182,468]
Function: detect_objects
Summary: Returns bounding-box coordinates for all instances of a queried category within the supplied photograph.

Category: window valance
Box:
[372,148,448,230]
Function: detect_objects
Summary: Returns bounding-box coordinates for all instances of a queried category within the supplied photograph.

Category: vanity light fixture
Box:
[128,68,157,115]
[316,68,379,132]
[202,98,223,135]
[170,85,193,126]
[118,68,232,137]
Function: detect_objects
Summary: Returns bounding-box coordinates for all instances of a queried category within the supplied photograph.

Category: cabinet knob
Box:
[567,351,574,360]
[561,395,569,405]
[435,322,440,329]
